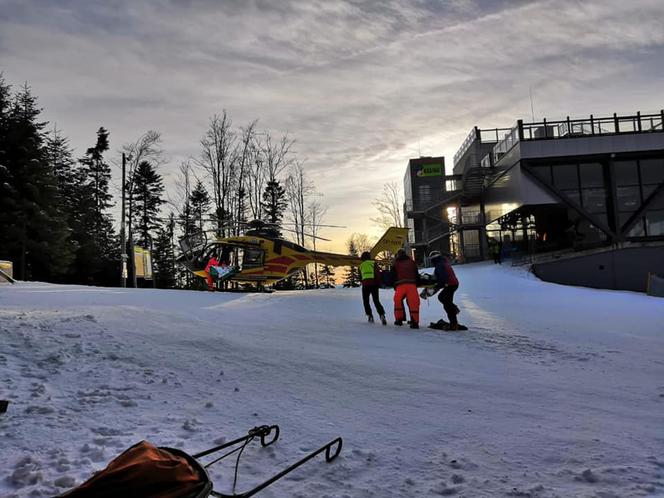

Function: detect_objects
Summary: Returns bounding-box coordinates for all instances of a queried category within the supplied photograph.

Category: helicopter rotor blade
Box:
[279,226,331,242]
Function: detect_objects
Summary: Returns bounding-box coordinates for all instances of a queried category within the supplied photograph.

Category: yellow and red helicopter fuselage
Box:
[180,227,409,286]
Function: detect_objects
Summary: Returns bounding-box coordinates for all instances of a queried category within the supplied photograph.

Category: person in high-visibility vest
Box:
[359,251,387,325]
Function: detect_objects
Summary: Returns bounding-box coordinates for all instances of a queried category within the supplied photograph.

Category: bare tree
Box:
[286,162,314,247]
[371,181,404,229]
[122,130,165,188]
[247,140,266,221]
[196,111,237,237]
[351,233,374,254]
[263,132,295,183]
[234,120,257,234]
[120,131,164,286]
[308,199,328,287]
[172,161,194,288]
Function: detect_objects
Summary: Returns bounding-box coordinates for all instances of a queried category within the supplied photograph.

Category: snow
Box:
[1,262,663,497]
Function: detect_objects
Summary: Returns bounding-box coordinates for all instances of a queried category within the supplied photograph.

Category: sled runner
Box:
[59,425,343,498]
[428,319,468,331]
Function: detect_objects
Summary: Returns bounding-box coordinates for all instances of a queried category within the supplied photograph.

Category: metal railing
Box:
[493,125,520,164]
[492,111,664,166]
[453,127,512,167]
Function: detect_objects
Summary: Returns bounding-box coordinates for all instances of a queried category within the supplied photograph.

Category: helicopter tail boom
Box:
[369,227,410,259]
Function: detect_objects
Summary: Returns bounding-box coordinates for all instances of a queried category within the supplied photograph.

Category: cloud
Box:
[1,0,663,248]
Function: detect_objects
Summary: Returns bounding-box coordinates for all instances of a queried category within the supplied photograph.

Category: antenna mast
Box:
[529,86,535,121]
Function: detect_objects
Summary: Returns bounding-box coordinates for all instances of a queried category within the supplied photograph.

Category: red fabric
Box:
[394,283,420,323]
[393,258,418,285]
[58,441,206,498]
[205,257,219,272]
[205,257,219,290]
[443,260,459,286]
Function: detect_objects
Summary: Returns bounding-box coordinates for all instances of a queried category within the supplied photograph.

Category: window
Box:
[614,160,639,186]
[642,185,661,202]
[530,165,552,185]
[616,186,641,212]
[650,191,664,210]
[618,213,645,237]
[582,188,607,214]
[417,185,432,203]
[553,164,579,190]
[639,158,664,185]
[579,162,604,188]
[560,189,581,206]
[645,210,664,236]
[241,249,264,269]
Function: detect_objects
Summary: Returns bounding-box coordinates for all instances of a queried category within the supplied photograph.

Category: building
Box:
[405,110,664,291]
[403,156,455,265]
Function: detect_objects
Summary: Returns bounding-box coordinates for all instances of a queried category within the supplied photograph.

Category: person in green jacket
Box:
[359,251,387,325]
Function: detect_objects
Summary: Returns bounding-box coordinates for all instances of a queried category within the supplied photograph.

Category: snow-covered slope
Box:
[1,263,663,497]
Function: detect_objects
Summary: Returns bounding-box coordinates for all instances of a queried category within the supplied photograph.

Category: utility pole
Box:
[120,153,127,287]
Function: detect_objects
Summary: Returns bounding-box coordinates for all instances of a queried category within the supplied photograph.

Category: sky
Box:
[1,0,663,252]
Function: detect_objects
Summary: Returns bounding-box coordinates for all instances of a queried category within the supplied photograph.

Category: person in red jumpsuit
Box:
[390,249,420,329]
[205,255,219,291]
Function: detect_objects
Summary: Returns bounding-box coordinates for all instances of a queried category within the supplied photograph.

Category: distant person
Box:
[428,251,461,330]
[205,255,219,291]
[359,251,387,325]
[489,238,502,264]
[390,249,420,329]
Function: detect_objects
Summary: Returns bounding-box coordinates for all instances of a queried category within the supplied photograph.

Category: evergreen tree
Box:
[342,238,361,287]
[261,180,287,236]
[154,212,176,289]
[132,160,164,250]
[0,80,74,281]
[44,126,78,278]
[320,264,335,287]
[176,181,210,290]
[73,127,118,285]
[80,127,112,225]
[190,181,211,234]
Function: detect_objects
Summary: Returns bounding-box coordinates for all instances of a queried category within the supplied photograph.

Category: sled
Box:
[59,425,343,498]
[210,265,239,282]
[428,319,468,331]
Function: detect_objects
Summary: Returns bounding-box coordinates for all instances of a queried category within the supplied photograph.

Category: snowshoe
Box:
[428,319,468,331]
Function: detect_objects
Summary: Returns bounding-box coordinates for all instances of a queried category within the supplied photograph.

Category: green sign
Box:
[415,164,443,177]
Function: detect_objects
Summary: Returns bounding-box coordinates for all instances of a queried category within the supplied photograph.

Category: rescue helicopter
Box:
[176,220,409,286]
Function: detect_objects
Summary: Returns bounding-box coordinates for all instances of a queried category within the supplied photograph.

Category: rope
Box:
[204,444,245,469]
[232,436,254,493]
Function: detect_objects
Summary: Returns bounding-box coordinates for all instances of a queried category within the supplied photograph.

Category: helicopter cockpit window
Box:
[241,248,264,269]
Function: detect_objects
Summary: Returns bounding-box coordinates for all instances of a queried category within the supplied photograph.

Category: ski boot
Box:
[367,315,374,323]
[380,314,387,326]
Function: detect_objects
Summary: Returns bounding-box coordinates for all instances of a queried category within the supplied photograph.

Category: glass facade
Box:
[613,158,664,237]
[528,156,664,240]
[532,162,610,244]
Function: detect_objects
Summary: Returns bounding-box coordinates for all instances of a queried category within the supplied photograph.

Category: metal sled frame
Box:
[190,425,343,497]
